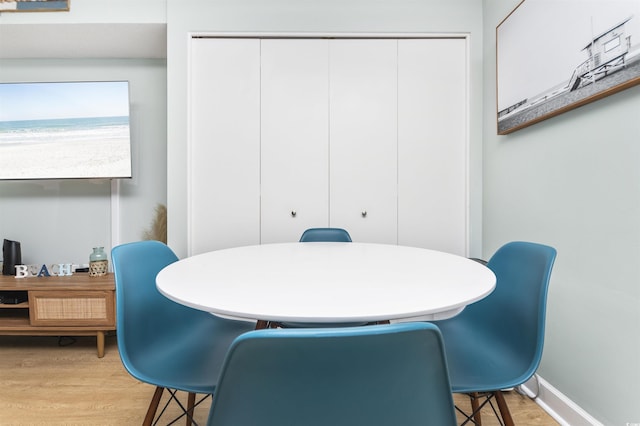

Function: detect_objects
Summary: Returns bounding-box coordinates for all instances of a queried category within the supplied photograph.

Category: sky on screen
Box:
[0,81,130,122]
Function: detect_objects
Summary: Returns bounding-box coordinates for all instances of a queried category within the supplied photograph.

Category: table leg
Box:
[255,320,283,329]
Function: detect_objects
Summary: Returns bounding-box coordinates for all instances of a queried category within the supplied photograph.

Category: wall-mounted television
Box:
[0,81,132,180]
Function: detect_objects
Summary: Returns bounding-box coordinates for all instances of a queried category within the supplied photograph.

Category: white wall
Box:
[0,1,167,266]
[166,0,485,259]
[483,1,640,424]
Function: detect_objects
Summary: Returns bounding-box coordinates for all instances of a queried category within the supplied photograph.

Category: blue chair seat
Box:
[125,314,253,394]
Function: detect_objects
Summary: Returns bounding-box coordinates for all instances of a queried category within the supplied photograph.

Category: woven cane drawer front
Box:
[29,290,115,327]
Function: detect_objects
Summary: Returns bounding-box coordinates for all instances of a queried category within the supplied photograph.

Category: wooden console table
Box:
[0,273,115,358]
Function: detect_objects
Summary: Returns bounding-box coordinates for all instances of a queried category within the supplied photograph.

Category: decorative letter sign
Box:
[14,264,74,279]
[57,264,73,276]
[37,265,51,277]
[14,265,28,278]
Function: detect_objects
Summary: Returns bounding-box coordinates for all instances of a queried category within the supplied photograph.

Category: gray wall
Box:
[0,59,166,266]
[166,0,485,259]
[0,0,165,24]
[483,1,640,424]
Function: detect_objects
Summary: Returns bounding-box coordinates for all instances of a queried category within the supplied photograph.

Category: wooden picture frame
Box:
[496,0,640,135]
[0,0,69,12]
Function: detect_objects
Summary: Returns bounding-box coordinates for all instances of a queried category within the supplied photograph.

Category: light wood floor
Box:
[0,334,559,425]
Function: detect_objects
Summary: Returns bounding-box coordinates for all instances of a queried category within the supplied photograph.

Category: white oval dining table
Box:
[156,242,496,326]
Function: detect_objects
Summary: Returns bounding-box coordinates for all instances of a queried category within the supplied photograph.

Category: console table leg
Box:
[96,331,105,358]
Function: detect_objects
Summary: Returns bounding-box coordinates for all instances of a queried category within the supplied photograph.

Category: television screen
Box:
[0,81,132,180]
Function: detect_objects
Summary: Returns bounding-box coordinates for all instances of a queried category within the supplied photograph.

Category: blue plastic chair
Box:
[432,241,557,425]
[299,227,352,242]
[206,322,457,426]
[112,241,255,426]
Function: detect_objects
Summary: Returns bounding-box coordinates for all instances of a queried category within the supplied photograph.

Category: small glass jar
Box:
[89,247,108,277]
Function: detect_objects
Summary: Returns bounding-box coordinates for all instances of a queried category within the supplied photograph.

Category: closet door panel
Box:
[329,39,398,244]
[261,39,330,243]
[189,38,261,255]
[397,38,467,255]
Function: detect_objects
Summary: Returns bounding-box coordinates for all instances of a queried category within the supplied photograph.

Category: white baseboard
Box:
[519,375,603,426]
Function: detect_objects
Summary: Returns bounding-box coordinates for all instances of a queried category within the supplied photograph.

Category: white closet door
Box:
[329,39,398,244]
[260,39,330,243]
[398,38,467,255]
[188,38,261,255]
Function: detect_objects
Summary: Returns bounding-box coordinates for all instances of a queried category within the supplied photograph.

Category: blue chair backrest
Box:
[299,227,352,242]
[207,322,457,426]
[111,241,213,372]
[464,241,556,381]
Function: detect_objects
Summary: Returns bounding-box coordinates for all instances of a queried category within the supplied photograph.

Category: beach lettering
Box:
[14,264,74,278]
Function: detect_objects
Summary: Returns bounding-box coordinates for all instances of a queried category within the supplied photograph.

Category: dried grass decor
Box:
[142,203,167,244]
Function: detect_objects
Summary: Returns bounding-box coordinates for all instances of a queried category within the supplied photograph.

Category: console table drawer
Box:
[29,290,115,327]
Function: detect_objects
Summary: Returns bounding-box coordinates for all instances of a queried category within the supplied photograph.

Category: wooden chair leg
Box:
[493,391,515,426]
[186,392,196,426]
[143,386,165,426]
[469,392,482,426]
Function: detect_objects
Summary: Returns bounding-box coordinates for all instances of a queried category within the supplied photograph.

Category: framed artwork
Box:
[496,0,640,134]
[0,0,69,12]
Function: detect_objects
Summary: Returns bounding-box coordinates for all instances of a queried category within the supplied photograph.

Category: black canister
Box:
[2,239,22,276]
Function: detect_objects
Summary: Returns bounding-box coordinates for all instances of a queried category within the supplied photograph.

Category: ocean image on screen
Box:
[0,81,132,180]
